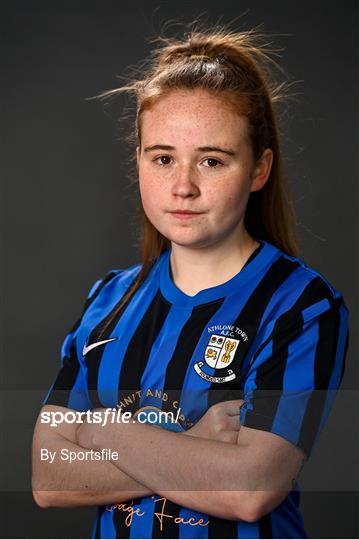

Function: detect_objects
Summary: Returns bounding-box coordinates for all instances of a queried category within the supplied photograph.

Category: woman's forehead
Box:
[142,87,244,116]
[139,89,250,146]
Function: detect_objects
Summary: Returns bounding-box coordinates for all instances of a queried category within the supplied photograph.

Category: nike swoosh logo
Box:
[82,337,118,357]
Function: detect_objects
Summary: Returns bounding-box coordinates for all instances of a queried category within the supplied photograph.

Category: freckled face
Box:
[136,89,258,249]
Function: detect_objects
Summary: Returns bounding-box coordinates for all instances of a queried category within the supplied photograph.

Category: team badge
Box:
[194,334,240,383]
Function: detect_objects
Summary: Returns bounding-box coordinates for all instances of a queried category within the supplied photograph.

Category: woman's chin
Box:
[166,235,216,250]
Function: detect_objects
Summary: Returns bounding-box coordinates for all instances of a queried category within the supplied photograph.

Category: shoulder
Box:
[87,262,143,300]
[256,242,349,339]
[266,241,347,309]
[87,251,169,300]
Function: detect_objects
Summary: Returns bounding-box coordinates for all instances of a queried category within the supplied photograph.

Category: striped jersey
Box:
[43,239,349,539]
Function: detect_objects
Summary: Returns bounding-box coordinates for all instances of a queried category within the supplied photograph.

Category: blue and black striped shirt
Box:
[43,239,349,538]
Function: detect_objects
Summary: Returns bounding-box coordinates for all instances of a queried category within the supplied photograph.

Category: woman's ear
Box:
[250,148,273,192]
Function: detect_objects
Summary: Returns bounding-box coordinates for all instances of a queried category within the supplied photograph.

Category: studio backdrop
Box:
[2,1,358,538]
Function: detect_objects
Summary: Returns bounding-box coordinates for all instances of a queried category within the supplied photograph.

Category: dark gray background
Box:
[2,1,358,538]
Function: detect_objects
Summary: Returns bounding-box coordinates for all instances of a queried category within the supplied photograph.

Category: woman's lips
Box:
[170,211,203,219]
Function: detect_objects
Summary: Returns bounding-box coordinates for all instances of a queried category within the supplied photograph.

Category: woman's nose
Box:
[171,166,200,197]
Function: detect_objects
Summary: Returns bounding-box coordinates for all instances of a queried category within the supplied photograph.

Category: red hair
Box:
[93,22,299,338]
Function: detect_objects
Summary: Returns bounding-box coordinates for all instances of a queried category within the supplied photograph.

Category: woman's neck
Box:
[169,233,259,297]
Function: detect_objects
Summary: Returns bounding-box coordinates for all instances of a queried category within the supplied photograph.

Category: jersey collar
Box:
[159,239,280,307]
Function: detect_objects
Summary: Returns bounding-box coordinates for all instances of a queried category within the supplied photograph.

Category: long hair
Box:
[94,21,299,339]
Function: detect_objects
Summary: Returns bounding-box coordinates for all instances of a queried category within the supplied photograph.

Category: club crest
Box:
[194,334,240,383]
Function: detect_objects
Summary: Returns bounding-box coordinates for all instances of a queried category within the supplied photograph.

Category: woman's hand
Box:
[75,408,117,449]
[185,399,245,444]
[76,416,98,449]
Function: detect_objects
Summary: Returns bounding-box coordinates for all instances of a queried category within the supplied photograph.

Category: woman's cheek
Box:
[140,179,157,211]
[140,183,166,230]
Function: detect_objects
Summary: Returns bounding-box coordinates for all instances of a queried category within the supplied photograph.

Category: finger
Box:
[221,431,241,444]
[220,399,246,416]
[224,414,241,431]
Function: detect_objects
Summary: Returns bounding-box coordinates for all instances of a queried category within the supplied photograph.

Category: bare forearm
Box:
[32,432,153,507]
[88,422,255,520]
[155,490,251,521]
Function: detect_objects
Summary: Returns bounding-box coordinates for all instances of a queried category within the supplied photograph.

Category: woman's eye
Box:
[152,156,223,168]
[154,155,172,166]
[203,158,223,168]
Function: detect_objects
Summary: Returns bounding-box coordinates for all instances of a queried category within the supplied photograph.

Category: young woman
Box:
[32,24,349,539]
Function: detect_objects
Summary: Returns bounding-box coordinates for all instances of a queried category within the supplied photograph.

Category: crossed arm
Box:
[32,404,305,522]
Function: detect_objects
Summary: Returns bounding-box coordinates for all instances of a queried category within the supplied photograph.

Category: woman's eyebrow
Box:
[143,144,237,156]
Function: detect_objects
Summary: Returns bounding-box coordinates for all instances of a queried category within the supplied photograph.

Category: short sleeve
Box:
[42,271,119,412]
[240,293,349,460]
